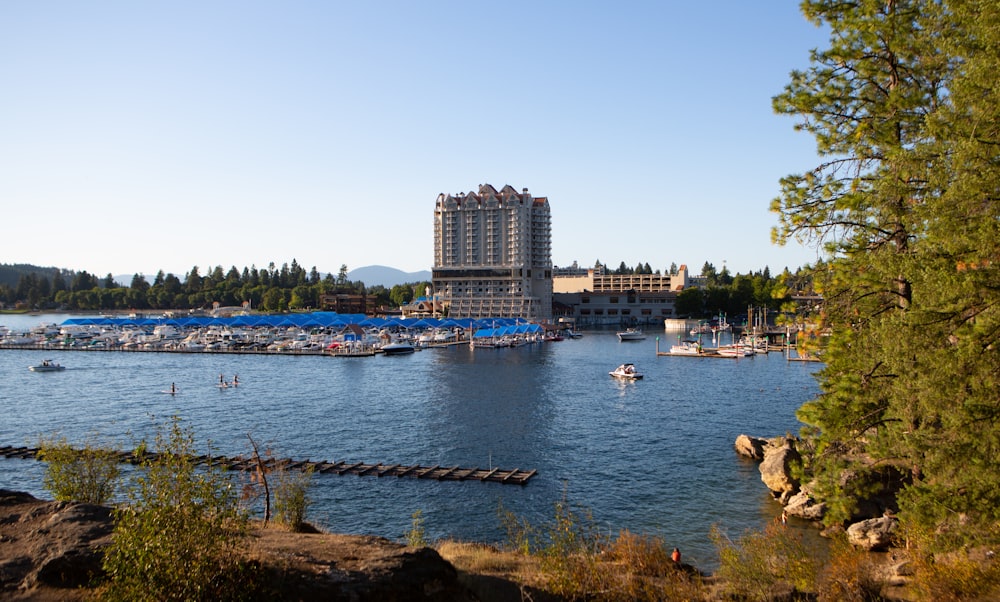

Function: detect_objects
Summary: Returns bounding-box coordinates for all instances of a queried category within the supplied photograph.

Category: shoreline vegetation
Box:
[7,423,997,601]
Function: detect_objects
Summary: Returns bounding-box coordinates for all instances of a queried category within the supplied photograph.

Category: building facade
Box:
[552,264,689,327]
[432,184,552,321]
[553,290,679,327]
[552,263,689,293]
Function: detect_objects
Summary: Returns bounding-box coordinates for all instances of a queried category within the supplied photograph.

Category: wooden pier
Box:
[0,445,536,486]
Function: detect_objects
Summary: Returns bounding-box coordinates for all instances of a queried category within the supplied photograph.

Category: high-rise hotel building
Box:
[432,184,552,321]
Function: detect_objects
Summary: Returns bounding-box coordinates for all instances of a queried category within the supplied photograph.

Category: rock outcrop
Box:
[758,439,801,502]
[846,515,899,551]
[0,489,112,597]
[783,486,826,521]
[0,490,475,601]
[734,434,769,460]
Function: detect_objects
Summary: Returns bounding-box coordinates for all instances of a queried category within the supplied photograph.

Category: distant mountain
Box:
[347,265,431,288]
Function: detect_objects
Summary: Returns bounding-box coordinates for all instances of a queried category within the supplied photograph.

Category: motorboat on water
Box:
[616,328,646,341]
[609,363,643,379]
[29,359,65,372]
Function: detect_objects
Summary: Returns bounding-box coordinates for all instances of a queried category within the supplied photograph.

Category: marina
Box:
[0,312,823,570]
[0,312,551,356]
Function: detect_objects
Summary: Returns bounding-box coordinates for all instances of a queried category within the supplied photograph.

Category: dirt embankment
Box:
[0,489,527,601]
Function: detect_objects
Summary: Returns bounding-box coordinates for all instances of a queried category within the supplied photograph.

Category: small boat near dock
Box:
[668,340,703,356]
[381,341,416,355]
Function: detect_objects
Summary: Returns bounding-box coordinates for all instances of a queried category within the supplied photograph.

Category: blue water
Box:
[0,314,821,569]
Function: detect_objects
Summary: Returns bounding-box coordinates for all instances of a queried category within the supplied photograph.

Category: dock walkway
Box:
[0,445,536,486]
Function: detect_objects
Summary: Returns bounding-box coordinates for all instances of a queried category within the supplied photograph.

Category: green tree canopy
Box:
[773,0,1000,550]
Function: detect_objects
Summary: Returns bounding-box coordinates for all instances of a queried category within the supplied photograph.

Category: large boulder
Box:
[0,490,113,595]
[783,488,826,521]
[846,515,899,551]
[759,441,801,502]
[734,434,768,460]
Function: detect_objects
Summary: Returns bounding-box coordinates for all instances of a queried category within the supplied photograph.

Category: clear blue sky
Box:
[1,1,828,279]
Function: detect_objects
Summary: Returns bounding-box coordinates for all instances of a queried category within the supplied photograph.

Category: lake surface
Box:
[0,313,822,569]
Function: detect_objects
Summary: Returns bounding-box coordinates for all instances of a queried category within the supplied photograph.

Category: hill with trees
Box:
[0,261,430,314]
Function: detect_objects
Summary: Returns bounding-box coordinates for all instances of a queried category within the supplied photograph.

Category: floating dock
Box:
[0,445,536,486]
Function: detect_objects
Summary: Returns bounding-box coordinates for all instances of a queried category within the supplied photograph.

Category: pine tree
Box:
[887,0,1000,547]
[772,0,951,526]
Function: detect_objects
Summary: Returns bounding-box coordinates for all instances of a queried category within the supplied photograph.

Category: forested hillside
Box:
[0,261,428,313]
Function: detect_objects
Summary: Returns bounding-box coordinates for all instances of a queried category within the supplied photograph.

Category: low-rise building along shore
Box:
[552,263,689,327]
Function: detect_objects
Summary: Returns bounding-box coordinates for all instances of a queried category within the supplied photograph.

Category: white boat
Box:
[616,328,646,341]
[609,363,643,379]
[29,359,65,372]
[715,345,754,357]
[432,329,457,343]
[669,340,703,356]
[381,341,416,355]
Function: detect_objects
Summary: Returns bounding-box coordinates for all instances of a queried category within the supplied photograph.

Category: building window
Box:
[582,297,590,303]
[610,296,619,303]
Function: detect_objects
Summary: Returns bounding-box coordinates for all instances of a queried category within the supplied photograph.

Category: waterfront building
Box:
[552,264,689,327]
[553,263,689,293]
[320,290,373,314]
[432,184,552,321]
[553,290,679,327]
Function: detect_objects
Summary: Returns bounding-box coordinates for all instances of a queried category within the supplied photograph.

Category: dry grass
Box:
[436,539,544,583]
[907,547,1000,602]
[436,533,707,602]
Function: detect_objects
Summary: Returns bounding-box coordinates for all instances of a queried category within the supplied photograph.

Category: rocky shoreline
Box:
[734,434,913,587]
[1,436,928,600]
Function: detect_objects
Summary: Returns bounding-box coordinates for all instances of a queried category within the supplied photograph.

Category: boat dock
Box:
[0,445,537,486]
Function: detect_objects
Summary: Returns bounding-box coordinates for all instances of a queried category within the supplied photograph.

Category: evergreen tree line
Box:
[0,261,429,313]
[3,257,816,321]
[772,0,1000,553]
[673,264,816,321]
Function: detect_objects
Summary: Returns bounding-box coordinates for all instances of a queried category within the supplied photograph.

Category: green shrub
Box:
[500,488,705,601]
[272,462,314,532]
[909,549,1000,601]
[406,509,429,547]
[497,498,535,555]
[711,521,818,601]
[100,416,254,601]
[815,537,887,601]
[37,434,121,505]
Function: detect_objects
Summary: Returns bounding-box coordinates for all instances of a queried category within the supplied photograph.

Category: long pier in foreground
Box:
[0,445,536,486]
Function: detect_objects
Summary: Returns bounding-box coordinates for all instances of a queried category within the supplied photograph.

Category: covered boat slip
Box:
[61,312,538,332]
[469,323,543,339]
